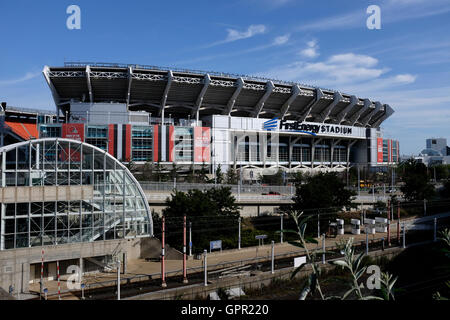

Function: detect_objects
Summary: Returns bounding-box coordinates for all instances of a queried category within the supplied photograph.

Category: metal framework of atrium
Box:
[0,138,153,251]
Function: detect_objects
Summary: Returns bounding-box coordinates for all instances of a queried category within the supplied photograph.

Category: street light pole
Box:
[117,260,121,301]
[183,216,188,284]
[189,221,192,257]
[238,217,241,250]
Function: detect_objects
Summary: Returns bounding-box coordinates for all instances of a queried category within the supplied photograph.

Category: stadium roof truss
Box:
[43,63,394,128]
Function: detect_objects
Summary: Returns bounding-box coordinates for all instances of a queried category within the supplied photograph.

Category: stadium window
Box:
[267,133,272,158]
[245,136,250,162]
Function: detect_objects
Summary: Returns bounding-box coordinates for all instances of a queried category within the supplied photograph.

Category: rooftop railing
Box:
[63,61,340,93]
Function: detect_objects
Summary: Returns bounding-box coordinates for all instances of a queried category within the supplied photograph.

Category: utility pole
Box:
[40,249,44,300]
[117,260,121,300]
[271,241,275,274]
[317,213,320,239]
[189,221,192,257]
[238,217,241,250]
[203,250,208,286]
[161,215,167,288]
[387,200,391,246]
[57,260,61,300]
[402,224,406,249]
[280,214,284,243]
[365,227,369,255]
[357,164,360,196]
[183,216,188,284]
[397,204,400,244]
[434,218,437,242]
[322,234,326,264]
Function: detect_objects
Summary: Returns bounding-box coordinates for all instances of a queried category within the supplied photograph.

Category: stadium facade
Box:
[35,63,399,179]
[0,61,400,295]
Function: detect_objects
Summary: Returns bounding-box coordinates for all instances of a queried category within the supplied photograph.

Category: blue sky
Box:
[0,0,449,155]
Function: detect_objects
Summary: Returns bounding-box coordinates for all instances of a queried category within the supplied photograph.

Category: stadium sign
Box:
[279,120,354,136]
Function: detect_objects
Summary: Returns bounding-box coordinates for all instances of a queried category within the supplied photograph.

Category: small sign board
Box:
[209,240,222,252]
[255,235,268,240]
[294,256,306,268]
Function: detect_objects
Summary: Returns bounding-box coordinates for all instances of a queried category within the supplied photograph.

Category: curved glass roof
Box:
[420,148,442,157]
[0,138,153,250]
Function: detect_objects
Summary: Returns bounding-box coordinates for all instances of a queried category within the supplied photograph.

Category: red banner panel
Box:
[194,127,203,163]
[108,124,115,156]
[168,126,175,162]
[125,124,132,162]
[377,138,384,163]
[153,125,159,162]
[62,123,84,141]
[194,127,211,163]
[202,127,211,163]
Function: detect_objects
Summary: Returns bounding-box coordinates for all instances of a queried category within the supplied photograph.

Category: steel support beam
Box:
[371,104,394,128]
[336,95,358,124]
[280,85,300,119]
[350,99,371,126]
[330,139,342,168]
[191,74,211,120]
[126,66,133,110]
[42,66,62,120]
[311,138,322,169]
[224,78,243,116]
[85,66,93,103]
[252,81,274,118]
[159,71,173,117]
[320,91,343,122]
[360,101,382,127]
[298,88,323,122]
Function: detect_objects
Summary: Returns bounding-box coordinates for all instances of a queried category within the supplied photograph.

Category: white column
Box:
[203,250,208,286]
[271,241,275,274]
[0,151,5,250]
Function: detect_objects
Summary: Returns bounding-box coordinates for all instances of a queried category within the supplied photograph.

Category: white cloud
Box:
[225,24,266,42]
[327,53,378,68]
[260,52,391,87]
[0,72,40,86]
[299,39,319,58]
[393,74,417,84]
[273,34,290,45]
[202,24,267,49]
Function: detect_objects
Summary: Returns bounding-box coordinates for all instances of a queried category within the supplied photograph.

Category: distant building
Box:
[416,138,450,166]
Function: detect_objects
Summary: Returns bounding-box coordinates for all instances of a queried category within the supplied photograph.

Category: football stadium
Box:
[38,62,397,178]
[0,62,400,295]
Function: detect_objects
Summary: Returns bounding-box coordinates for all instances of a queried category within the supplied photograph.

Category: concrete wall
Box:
[0,185,93,203]
[150,204,280,218]
[0,237,149,294]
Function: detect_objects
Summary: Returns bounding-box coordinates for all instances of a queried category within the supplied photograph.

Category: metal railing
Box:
[139,182,295,195]
[63,61,340,93]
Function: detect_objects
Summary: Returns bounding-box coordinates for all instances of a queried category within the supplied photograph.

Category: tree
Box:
[186,164,195,183]
[162,187,240,253]
[199,162,210,183]
[215,164,224,184]
[399,159,435,201]
[226,168,239,184]
[169,163,178,181]
[154,162,165,182]
[141,161,154,181]
[441,180,450,199]
[260,168,284,185]
[287,172,356,215]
